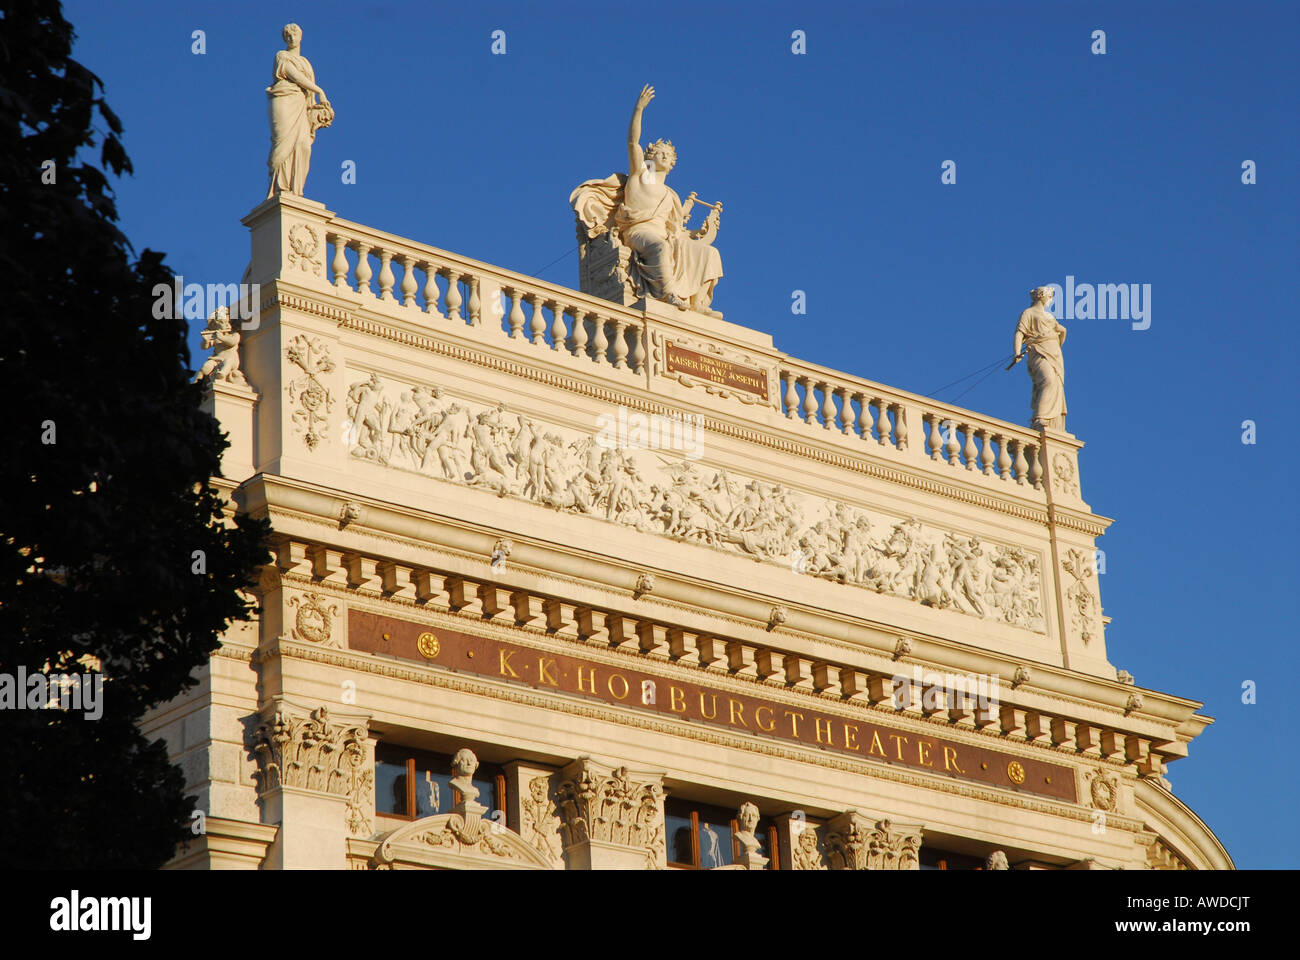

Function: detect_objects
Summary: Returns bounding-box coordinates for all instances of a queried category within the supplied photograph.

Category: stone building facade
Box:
[149,194,1232,870]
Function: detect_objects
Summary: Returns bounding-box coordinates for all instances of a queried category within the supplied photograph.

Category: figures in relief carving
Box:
[571,85,724,317]
[1014,286,1068,430]
[341,372,1047,631]
[266,23,333,198]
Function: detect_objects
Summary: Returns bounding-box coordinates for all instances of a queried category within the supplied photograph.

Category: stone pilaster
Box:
[505,761,565,868]
[775,813,827,870]
[252,703,371,869]
[824,811,922,870]
[554,756,665,869]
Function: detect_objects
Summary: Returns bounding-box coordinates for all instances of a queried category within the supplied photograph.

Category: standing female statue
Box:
[265,23,333,198]
[1013,286,1068,429]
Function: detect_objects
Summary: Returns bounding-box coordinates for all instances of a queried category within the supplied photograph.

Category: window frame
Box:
[375,744,507,825]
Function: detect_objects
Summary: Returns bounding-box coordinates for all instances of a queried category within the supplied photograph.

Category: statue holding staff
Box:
[265,23,333,198]
[1012,286,1068,430]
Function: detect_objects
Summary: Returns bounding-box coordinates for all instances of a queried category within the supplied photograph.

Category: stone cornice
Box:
[1132,778,1234,870]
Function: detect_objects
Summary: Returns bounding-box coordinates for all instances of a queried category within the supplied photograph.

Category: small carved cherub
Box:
[193,306,247,385]
[449,748,480,805]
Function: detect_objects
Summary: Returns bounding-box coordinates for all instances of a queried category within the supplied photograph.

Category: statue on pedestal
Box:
[265,23,333,199]
[571,85,724,317]
[1013,286,1068,430]
[193,307,247,386]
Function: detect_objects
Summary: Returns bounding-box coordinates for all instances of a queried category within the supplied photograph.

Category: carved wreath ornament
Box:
[290,592,337,645]
[287,223,321,273]
[1086,770,1119,812]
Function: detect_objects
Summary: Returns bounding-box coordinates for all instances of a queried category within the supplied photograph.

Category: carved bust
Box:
[450,748,480,805]
[735,802,762,855]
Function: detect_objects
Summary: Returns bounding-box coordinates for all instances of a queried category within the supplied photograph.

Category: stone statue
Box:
[449,748,480,806]
[1013,286,1067,430]
[735,802,761,856]
[985,850,1010,870]
[265,23,333,199]
[570,85,724,317]
[193,307,247,385]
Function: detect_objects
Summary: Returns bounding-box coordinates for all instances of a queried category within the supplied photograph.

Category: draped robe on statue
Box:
[266,50,318,197]
[1016,305,1067,426]
[570,172,723,304]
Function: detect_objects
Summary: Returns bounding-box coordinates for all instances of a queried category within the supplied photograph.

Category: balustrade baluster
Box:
[592,315,609,363]
[611,319,629,369]
[399,255,417,307]
[1027,442,1043,488]
[963,425,978,470]
[875,397,892,446]
[996,434,1012,479]
[570,310,590,357]
[945,420,961,466]
[856,393,871,440]
[507,289,525,338]
[354,245,374,296]
[467,277,481,325]
[377,250,395,301]
[784,374,799,420]
[549,301,567,350]
[630,323,647,373]
[331,235,349,289]
[978,429,994,475]
[1012,439,1029,484]
[800,377,818,425]
[893,404,908,450]
[528,294,546,345]
[423,262,442,317]
[926,414,943,460]
[444,271,463,321]
[820,383,837,430]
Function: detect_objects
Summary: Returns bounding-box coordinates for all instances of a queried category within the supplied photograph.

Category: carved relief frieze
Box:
[824,811,922,870]
[338,371,1048,632]
[1062,548,1101,644]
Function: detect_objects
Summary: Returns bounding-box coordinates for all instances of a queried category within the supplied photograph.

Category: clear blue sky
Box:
[63,0,1298,867]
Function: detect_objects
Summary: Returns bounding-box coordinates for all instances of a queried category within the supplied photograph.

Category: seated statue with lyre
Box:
[570,85,724,319]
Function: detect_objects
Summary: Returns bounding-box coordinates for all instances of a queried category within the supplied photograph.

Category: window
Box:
[919,847,988,870]
[665,797,779,869]
[375,744,506,822]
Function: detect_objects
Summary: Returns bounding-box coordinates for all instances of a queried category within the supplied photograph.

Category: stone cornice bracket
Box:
[251,703,370,797]
[824,811,923,870]
[554,756,666,869]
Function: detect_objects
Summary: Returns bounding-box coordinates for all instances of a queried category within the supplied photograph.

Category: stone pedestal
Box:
[260,785,350,869]
[202,378,260,483]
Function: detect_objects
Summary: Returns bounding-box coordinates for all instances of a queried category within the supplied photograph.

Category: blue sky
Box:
[63,0,1299,867]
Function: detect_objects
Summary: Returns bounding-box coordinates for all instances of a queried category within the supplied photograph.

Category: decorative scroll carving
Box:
[825,811,922,871]
[554,757,665,866]
[1062,548,1100,644]
[341,373,1048,632]
[284,335,335,450]
[251,706,371,834]
[1052,452,1079,497]
[373,811,553,868]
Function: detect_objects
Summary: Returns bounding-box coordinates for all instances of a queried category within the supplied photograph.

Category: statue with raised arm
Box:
[1013,286,1068,430]
[570,85,724,317]
[265,23,334,199]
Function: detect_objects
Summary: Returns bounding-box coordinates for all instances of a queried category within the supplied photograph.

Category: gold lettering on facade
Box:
[576,665,597,694]
[917,740,934,767]
[814,717,835,746]
[607,673,630,700]
[728,698,747,728]
[889,734,909,761]
[843,723,860,751]
[943,745,965,773]
[498,649,520,679]
[784,710,805,737]
[869,731,887,756]
[699,693,718,720]
[537,657,559,686]
[755,706,776,732]
[669,686,687,713]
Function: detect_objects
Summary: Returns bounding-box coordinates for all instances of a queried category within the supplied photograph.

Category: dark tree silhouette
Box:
[0,1,270,867]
